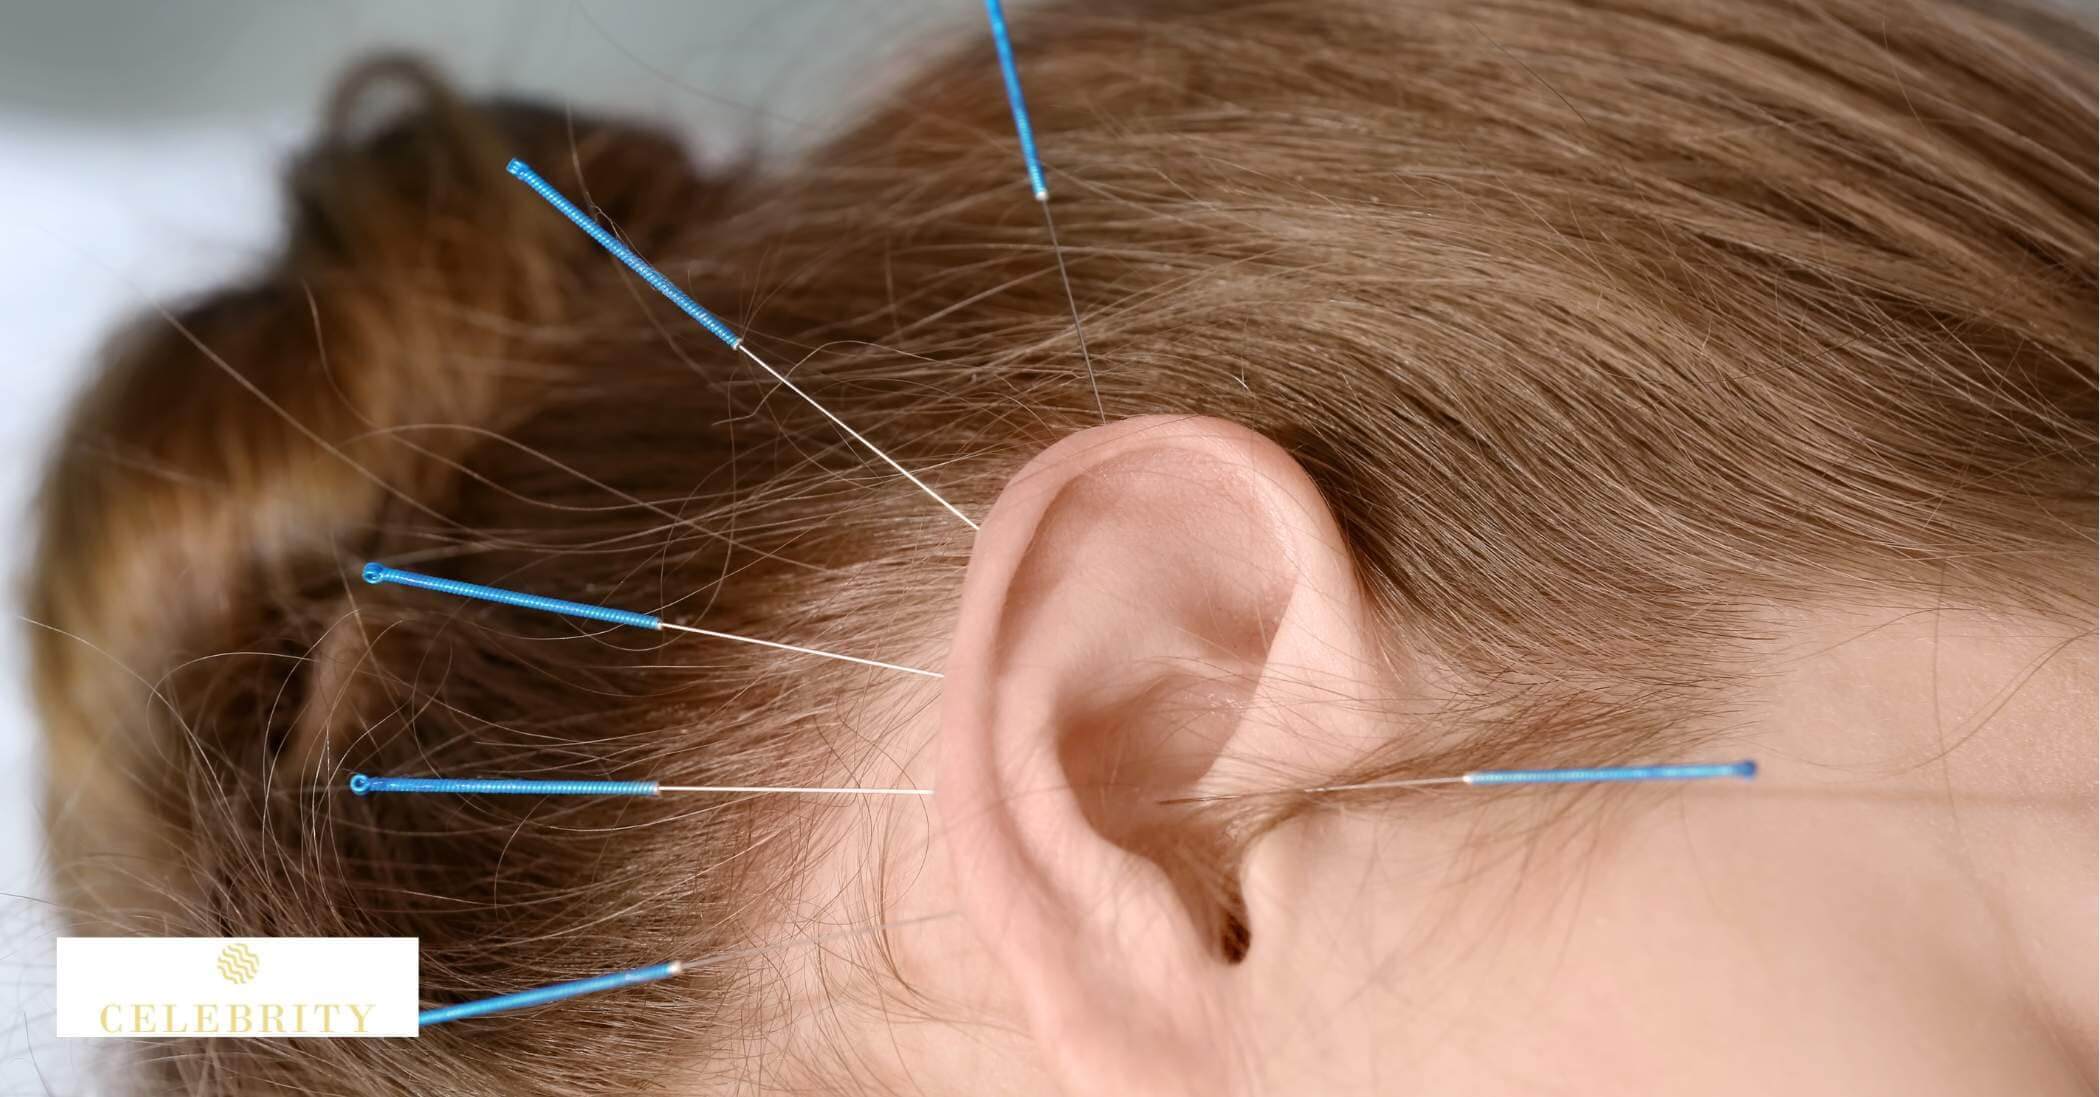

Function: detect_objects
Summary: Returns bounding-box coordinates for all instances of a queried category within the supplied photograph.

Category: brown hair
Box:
[30,0,2094,1091]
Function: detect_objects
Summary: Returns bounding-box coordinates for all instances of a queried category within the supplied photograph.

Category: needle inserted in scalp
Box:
[416,914,954,1026]
[505,158,978,531]
[418,961,684,1027]
[362,563,941,679]
[983,0,1104,423]
[349,774,929,798]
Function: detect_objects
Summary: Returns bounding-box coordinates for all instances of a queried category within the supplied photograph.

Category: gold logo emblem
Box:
[216,943,260,985]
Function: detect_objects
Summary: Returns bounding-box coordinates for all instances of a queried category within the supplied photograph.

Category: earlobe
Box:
[936,415,1386,1096]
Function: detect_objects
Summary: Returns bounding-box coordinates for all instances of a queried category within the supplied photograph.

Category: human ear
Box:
[935,415,1387,1097]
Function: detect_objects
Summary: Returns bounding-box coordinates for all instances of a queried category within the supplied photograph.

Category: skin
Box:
[763,417,2094,1096]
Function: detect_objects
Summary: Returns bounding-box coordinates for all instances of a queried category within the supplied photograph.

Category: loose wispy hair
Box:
[30,0,2094,1091]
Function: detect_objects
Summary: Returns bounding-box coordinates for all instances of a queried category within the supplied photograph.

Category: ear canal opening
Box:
[1218,889,1252,964]
[1059,679,1270,965]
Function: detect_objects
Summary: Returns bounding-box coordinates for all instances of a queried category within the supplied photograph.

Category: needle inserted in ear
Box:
[1161,760,1758,805]
[362,563,940,679]
[504,158,978,530]
[349,774,929,798]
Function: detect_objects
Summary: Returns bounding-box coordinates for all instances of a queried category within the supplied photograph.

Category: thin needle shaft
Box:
[1037,198,1102,421]
[734,343,978,530]
[657,620,941,678]
[656,784,931,796]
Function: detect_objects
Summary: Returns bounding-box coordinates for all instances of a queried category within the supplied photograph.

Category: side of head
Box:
[29,1,2094,1093]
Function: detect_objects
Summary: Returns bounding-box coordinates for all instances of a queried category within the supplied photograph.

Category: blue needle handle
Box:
[1466,760,1757,785]
[418,962,683,1027]
[984,0,1048,200]
[363,563,661,631]
[349,775,660,797]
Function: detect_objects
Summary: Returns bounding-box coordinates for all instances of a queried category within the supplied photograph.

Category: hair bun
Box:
[27,58,729,930]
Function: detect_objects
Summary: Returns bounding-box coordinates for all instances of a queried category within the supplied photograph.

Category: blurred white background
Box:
[0,2,974,1090]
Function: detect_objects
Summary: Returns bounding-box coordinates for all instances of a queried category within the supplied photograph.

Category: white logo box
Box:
[57,937,418,1038]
